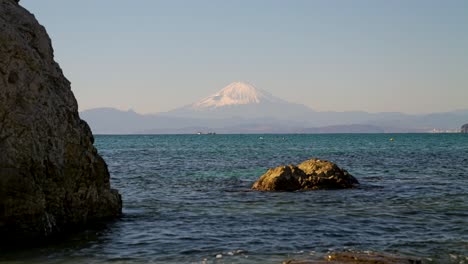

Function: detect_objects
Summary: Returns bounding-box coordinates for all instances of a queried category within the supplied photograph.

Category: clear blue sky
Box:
[21,0,468,114]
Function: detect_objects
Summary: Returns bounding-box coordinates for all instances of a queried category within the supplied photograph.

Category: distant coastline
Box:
[80,107,468,135]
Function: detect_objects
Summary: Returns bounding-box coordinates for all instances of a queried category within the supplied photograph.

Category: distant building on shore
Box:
[461,124,468,133]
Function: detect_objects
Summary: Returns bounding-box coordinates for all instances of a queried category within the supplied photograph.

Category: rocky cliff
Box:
[0,0,122,243]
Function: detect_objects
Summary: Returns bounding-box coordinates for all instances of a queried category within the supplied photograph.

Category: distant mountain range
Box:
[167,81,313,120]
[80,82,468,134]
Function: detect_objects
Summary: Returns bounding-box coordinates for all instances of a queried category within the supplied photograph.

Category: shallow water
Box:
[1,134,468,263]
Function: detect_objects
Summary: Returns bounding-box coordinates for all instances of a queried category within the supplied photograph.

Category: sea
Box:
[1,134,467,263]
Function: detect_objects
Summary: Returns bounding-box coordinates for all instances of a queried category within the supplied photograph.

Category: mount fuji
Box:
[165,81,313,119]
[191,81,285,108]
[79,81,468,134]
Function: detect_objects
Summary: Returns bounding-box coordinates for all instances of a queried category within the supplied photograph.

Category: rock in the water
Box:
[252,159,358,191]
[0,0,122,243]
[297,159,359,189]
[284,252,422,264]
[461,124,468,133]
[325,252,421,264]
[252,165,306,191]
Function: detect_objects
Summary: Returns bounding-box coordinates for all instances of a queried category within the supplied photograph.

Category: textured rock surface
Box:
[0,0,122,243]
[283,252,422,264]
[297,159,359,189]
[252,159,358,191]
[252,165,305,191]
[461,124,468,133]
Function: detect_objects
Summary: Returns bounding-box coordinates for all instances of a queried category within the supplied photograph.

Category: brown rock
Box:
[252,159,358,191]
[0,0,122,243]
[326,252,421,263]
[284,252,422,264]
[298,159,359,190]
[252,165,305,191]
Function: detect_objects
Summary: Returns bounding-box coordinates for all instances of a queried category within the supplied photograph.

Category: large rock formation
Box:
[0,0,122,243]
[461,124,468,133]
[252,159,358,191]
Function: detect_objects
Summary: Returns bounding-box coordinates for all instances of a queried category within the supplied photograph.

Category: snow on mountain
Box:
[164,81,313,119]
[191,81,285,109]
[79,81,468,133]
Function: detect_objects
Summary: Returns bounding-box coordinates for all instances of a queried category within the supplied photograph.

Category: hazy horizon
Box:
[21,0,468,115]
[78,81,468,116]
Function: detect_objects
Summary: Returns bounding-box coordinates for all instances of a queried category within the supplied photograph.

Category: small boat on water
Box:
[196,132,216,135]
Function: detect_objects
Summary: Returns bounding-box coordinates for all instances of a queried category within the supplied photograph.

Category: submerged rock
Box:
[252,159,358,191]
[0,0,122,243]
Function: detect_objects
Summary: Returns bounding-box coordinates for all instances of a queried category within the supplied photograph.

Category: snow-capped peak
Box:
[192,81,282,109]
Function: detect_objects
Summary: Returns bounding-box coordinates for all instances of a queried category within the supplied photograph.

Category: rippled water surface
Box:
[2,134,468,263]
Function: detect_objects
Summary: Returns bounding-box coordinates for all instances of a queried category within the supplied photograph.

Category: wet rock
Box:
[0,0,122,243]
[252,159,358,191]
[284,252,422,264]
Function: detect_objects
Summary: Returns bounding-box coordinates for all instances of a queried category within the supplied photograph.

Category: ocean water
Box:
[1,134,468,263]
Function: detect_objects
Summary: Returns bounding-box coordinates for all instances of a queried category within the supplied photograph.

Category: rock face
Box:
[252,159,358,191]
[0,0,122,243]
[461,124,468,133]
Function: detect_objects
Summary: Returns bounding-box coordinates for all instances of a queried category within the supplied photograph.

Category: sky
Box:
[21,0,468,114]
